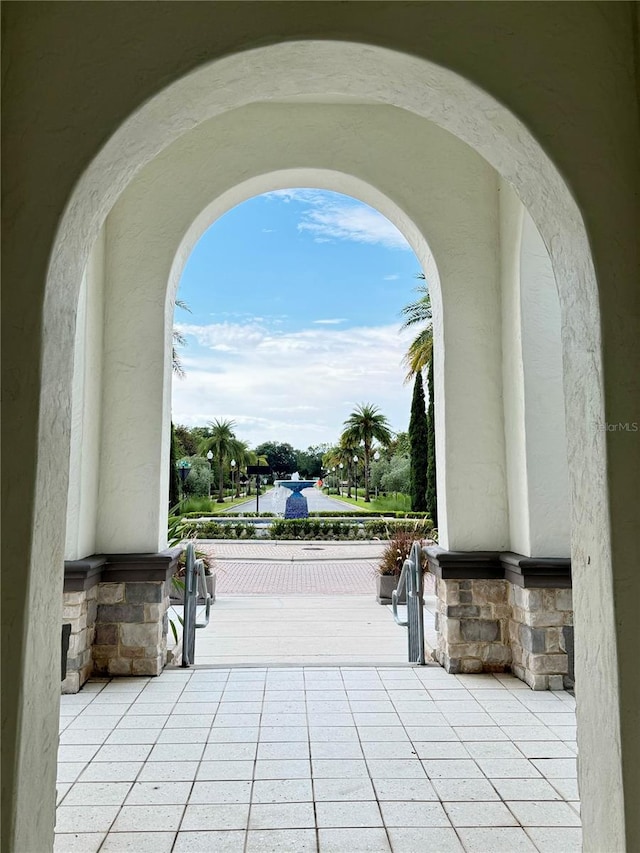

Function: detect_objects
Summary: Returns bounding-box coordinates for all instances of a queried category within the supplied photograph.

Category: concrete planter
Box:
[170,573,216,604]
[376,574,406,605]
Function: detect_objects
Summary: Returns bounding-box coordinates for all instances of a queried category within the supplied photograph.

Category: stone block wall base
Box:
[435,578,512,674]
[92,581,169,677]
[509,585,573,690]
[61,586,98,693]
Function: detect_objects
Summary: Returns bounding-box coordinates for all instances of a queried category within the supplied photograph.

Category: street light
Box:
[177,459,192,499]
[353,455,359,502]
[230,458,236,500]
[338,462,344,497]
[373,450,380,499]
[206,450,213,498]
[331,466,336,495]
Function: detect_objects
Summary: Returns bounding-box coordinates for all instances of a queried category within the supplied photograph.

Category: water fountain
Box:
[273,472,317,518]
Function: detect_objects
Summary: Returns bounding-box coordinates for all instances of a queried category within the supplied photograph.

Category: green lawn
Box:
[180,493,262,514]
[330,493,412,513]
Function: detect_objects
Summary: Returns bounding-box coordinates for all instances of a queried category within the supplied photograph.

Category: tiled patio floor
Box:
[57,666,580,852]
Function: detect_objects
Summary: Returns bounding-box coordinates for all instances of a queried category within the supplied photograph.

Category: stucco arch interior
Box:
[66,99,570,567]
[20,30,631,853]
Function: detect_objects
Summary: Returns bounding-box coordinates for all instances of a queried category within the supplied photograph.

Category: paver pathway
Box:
[57,666,580,853]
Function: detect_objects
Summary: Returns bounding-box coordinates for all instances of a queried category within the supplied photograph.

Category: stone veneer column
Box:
[426,546,572,687]
[434,577,512,673]
[62,557,105,693]
[63,548,180,686]
[502,552,573,690]
[93,580,170,676]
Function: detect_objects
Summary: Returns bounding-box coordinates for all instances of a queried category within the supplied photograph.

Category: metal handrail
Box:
[391,541,426,665]
[181,542,211,667]
[194,558,211,628]
[392,557,411,626]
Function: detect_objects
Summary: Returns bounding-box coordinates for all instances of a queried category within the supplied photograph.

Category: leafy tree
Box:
[385,430,410,459]
[199,419,239,503]
[426,357,438,524]
[342,403,392,501]
[295,446,325,478]
[179,456,211,498]
[174,424,198,458]
[408,370,428,511]
[381,454,411,496]
[254,441,297,478]
[370,455,390,494]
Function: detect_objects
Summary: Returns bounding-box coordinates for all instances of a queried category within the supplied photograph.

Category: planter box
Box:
[376,574,406,605]
[170,573,216,604]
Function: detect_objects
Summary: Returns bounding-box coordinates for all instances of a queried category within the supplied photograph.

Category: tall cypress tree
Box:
[169,421,180,508]
[426,357,438,525]
[409,370,428,512]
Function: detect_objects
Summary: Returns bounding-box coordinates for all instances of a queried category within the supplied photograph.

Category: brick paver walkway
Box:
[201,541,387,562]
[214,562,377,594]
[197,541,387,594]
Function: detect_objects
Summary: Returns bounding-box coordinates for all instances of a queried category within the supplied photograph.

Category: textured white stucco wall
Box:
[500,183,531,555]
[500,185,571,558]
[3,8,638,851]
[65,229,105,561]
[98,103,508,554]
[520,211,571,557]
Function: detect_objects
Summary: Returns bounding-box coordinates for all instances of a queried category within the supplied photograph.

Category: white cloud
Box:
[172,320,413,448]
[384,274,400,281]
[312,318,347,325]
[265,188,411,251]
[298,203,410,250]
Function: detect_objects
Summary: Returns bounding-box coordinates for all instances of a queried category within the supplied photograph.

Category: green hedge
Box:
[186,514,433,540]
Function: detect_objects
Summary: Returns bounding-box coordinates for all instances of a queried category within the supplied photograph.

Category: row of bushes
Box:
[190,517,434,540]
[181,510,431,520]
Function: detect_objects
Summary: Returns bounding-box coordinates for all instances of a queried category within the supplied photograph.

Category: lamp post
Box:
[206,450,213,499]
[353,455,359,502]
[373,450,380,500]
[338,462,344,497]
[331,466,336,495]
[230,458,236,500]
[178,459,192,499]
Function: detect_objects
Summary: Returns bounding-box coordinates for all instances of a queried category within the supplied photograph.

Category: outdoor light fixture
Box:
[206,450,213,498]
[178,459,192,497]
[230,458,236,499]
[353,455,359,501]
[338,462,344,496]
[373,450,380,498]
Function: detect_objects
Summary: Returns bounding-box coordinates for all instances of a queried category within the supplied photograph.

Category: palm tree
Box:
[199,418,238,503]
[401,277,433,381]
[172,298,191,378]
[323,441,359,497]
[342,404,392,501]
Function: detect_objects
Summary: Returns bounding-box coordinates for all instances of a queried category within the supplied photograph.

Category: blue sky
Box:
[173,188,423,449]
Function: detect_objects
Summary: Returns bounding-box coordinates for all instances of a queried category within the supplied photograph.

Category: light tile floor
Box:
[57,666,580,852]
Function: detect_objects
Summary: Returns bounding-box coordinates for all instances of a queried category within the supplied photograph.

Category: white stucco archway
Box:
[14,37,626,853]
[85,102,509,561]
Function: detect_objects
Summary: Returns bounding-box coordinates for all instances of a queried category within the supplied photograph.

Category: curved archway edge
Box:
[3,23,637,852]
